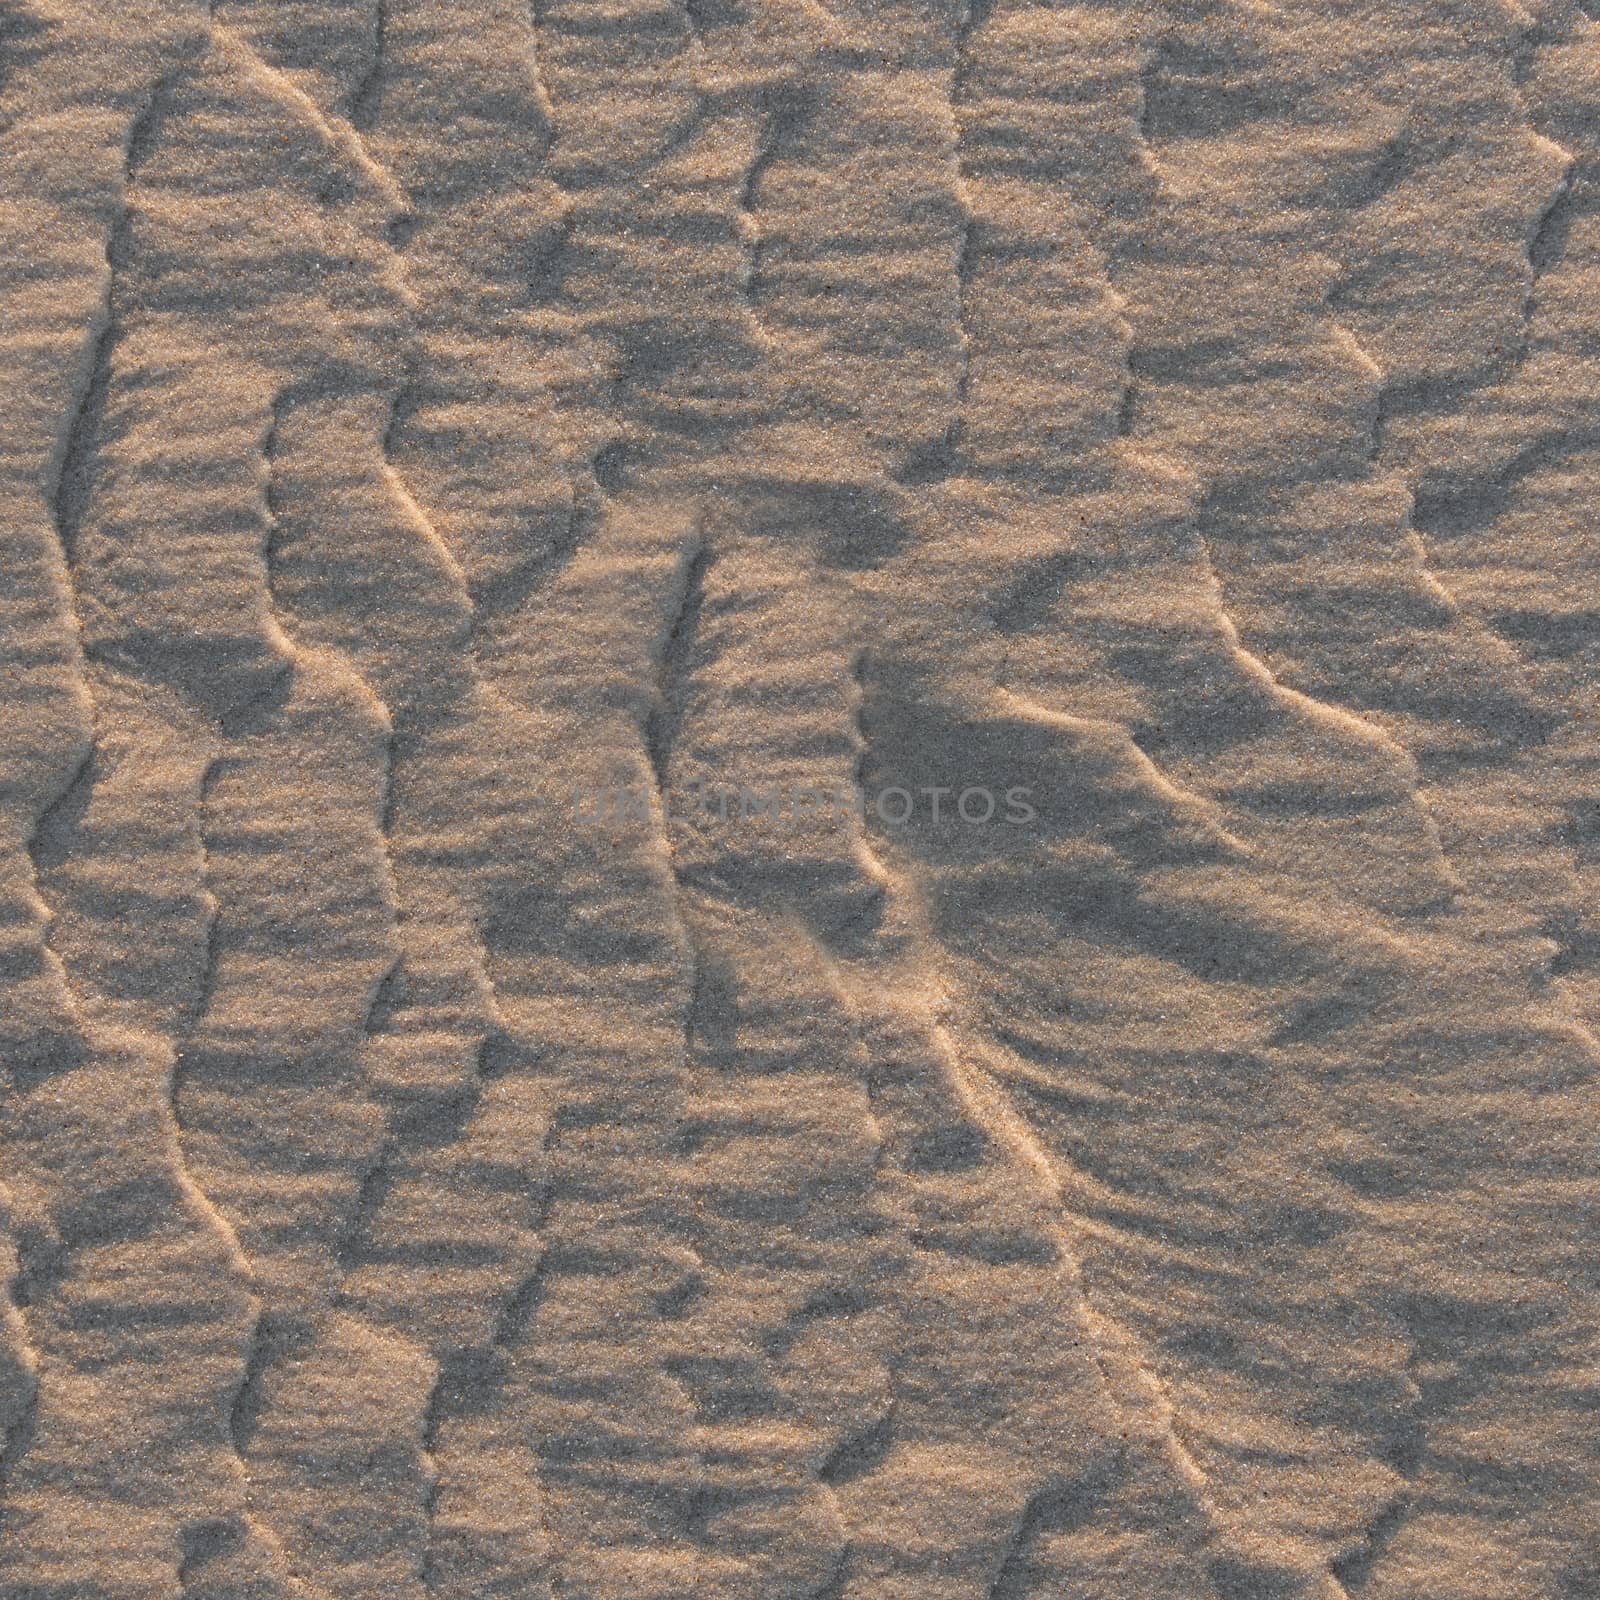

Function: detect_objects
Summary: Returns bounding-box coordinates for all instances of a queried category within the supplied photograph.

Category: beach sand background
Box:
[4,1,1600,1596]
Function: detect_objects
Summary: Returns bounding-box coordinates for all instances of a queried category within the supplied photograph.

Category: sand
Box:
[2,0,1599,1596]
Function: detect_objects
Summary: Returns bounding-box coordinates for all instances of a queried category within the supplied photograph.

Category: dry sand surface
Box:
[4,0,1600,1596]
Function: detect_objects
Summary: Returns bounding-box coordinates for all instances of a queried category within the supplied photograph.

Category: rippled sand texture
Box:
[4,0,1600,1596]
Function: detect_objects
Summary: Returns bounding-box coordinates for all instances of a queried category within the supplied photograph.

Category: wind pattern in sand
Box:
[3,2,1600,1597]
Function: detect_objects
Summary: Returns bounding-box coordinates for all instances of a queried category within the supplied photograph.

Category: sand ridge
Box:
[3,1,1600,1596]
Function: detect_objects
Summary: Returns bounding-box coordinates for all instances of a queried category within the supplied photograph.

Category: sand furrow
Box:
[6,3,1600,1595]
